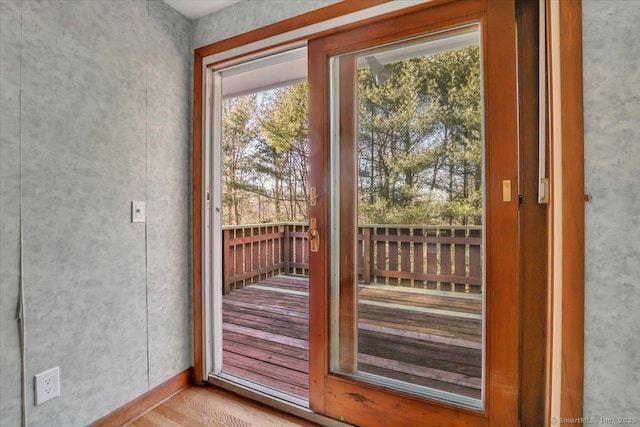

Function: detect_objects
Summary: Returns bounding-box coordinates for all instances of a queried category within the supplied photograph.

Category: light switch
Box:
[131,201,145,223]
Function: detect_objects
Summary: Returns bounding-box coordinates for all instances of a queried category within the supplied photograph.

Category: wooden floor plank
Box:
[358,322,481,350]
[224,352,309,388]
[359,334,481,375]
[223,323,309,350]
[131,411,183,427]
[224,299,309,319]
[224,340,308,373]
[223,363,309,400]
[223,310,308,338]
[152,403,214,427]
[359,286,482,313]
[134,386,319,427]
[188,386,317,426]
[224,330,309,360]
[359,363,481,399]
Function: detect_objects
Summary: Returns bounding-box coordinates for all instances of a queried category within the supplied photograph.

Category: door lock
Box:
[308,217,320,252]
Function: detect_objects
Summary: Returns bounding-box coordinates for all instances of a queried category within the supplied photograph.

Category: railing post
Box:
[363,226,372,285]
[283,223,291,275]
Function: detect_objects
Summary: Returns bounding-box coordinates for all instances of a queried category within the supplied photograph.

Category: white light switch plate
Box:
[34,367,60,405]
[131,201,145,223]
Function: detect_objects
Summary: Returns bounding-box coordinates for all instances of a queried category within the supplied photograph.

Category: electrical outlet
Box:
[34,367,60,405]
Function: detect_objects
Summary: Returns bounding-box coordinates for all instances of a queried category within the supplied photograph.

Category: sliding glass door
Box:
[328,24,484,408]
[200,1,524,425]
[308,1,520,425]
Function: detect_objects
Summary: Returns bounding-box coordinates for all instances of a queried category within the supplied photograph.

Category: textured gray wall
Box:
[1,1,24,425]
[193,0,339,49]
[0,1,192,425]
[583,0,640,420]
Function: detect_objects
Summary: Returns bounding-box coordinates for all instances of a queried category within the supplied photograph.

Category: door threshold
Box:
[206,374,351,427]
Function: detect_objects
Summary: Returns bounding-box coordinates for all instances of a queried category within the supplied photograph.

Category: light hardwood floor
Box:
[131,386,320,427]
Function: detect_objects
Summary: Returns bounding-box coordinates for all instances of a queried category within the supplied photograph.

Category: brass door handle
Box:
[308,218,319,252]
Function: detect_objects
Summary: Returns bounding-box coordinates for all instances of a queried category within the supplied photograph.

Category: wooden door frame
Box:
[517,0,549,424]
[547,0,585,422]
[191,0,585,424]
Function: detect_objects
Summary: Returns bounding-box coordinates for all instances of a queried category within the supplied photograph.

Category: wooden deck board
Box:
[222,275,482,401]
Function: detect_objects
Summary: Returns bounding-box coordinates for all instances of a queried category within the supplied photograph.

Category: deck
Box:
[222,275,482,402]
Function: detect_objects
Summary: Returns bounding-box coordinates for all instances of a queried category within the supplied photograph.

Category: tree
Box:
[258,82,309,221]
[222,95,260,225]
[221,83,309,225]
[357,45,482,225]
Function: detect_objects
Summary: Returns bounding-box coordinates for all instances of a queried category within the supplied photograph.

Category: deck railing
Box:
[222,223,482,294]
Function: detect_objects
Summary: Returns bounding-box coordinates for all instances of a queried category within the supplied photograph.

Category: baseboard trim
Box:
[89,367,193,427]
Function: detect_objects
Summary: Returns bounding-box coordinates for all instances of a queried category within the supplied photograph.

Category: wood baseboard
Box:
[89,367,193,427]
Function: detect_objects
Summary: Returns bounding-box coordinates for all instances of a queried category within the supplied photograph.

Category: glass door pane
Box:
[329,25,484,410]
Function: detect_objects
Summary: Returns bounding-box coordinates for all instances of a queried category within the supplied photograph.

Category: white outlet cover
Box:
[34,367,60,405]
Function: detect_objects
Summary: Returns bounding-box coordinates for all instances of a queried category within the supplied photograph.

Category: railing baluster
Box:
[293,225,303,274]
[440,228,452,291]
[454,228,467,292]
[236,227,245,290]
[363,226,372,285]
[223,229,232,295]
[388,227,398,286]
[376,227,386,285]
[426,228,438,290]
[283,224,291,275]
[400,227,412,287]
[469,228,482,293]
[414,228,425,289]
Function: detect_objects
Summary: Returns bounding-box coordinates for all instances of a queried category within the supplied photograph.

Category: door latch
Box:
[308,217,320,252]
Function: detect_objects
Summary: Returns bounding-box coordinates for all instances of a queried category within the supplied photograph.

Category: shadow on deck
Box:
[222,275,482,402]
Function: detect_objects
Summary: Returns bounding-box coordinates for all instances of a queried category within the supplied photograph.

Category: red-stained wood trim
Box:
[325,375,488,427]
[516,0,549,424]
[483,1,520,423]
[194,0,391,59]
[89,368,193,427]
[192,47,204,386]
[307,36,328,415]
[558,0,584,421]
[320,0,486,57]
